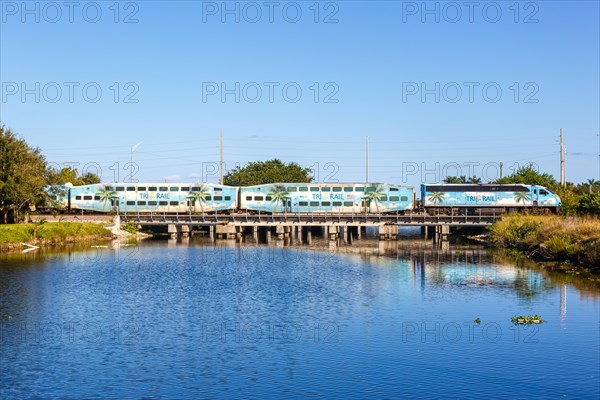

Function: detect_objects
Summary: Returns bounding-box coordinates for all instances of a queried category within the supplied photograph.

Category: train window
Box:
[159,201,168,206]
[116,186,125,191]
[287,187,297,192]
[332,201,342,206]
[148,187,157,192]
[75,196,82,200]
[148,201,157,206]
[322,201,331,206]
[265,196,272,201]
[246,196,252,201]
[214,187,222,191]
[94,196,100,200]
[138,187,146,191]
[333,187,342,192]
[343,201,354,206]
[344,187,353,192]
[381,196,388,201]
[205,196,212,201]
[540,190,548,196]
[310,201,319,206]
[213,196,223,201]
[366,187,376,192]
[169,201,178,206]
[126,201,135,206]
[356,187,365,192]
[310,187,319,192]
[170,187,179,192]
[159,187,168,192]
[181,187,190,191]
[299,187,308,192]
[105,186,114,191]
[255,196,264,201]
[299,201,308,206]
[401,196,408,201]
[390,196,400,201]
[127,187,136,191]
[390,187,399,191]
[191,186,201,191]
[138,201,146,206]
[83,195,92,200]
[225,196,231,201]
[322,187,330,192]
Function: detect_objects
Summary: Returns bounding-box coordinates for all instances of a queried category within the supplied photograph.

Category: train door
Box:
[533,188,539,206]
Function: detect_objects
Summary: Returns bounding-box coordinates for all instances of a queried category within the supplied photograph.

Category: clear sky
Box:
[1,0,598,187]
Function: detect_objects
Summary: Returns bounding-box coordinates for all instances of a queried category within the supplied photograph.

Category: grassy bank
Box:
[489,215,600,272]
[0,222,113,249]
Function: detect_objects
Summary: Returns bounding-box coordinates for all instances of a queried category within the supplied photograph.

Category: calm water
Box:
[1,235,599,399]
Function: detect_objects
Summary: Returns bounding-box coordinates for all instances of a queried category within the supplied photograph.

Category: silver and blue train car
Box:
[239,183,415,214]
[421,184,561,211]
[61,183,238,213]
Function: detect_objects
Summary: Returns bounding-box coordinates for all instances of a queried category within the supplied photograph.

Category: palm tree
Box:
[467,176,482,184]
[428,192,444,205]
[364,185,386,213]
[514,191,532,205]
[187,186,209,214]
[269,185,290,212]
[96,186,118,211]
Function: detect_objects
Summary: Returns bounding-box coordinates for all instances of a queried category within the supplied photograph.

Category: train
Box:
[48,182,562,215]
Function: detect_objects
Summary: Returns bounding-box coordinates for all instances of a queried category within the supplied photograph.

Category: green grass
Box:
[490,215,600,270]
[0,222,112,247]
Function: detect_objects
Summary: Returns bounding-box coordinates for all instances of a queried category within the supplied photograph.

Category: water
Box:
[1,236,599,399]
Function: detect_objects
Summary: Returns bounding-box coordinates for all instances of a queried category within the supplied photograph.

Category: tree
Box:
[268,185,290,212]
[495,165,558,190]
[443,175,481,184]
[47,166,100,186]
[576,192,600,215]
[187,186,209,213]
[223,159,312,186]
[0,126,48,223]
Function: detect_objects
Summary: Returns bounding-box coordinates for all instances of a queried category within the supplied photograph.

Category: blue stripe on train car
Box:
[240,183,414,213]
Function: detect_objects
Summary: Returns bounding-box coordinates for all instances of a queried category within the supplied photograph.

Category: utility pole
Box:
[560,128,566,187]
[365,136,369,183]
[220,129,224,185]
[596,133,600,182]
[499,162,503,179]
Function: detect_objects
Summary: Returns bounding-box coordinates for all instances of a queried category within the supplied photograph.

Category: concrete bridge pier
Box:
[168,224,178,239]
[181,225,190,238]
[216,224,237,240]
[306,227,312,245]
[432,225,450,243]
[379,225,398,241]
[328,225,339,241]
[276,225,290,240]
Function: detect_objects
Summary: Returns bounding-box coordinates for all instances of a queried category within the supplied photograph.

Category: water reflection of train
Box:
[48,182,561,215]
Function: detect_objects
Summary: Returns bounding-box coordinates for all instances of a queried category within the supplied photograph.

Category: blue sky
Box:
[1,0,598,187]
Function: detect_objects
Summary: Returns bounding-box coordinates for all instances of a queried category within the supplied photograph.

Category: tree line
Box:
[1,126,100,223]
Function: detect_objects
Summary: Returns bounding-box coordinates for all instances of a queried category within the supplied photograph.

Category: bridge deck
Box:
[120,212,501,227]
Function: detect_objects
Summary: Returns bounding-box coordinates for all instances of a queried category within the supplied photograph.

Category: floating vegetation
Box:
[511,315,544,324]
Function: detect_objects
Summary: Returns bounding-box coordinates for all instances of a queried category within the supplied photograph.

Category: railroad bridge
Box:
[119,212,502,242]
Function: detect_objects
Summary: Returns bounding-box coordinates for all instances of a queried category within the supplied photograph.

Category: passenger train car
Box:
[57,183,238,213]
[239,183,415,214]
[421,184,561,212]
